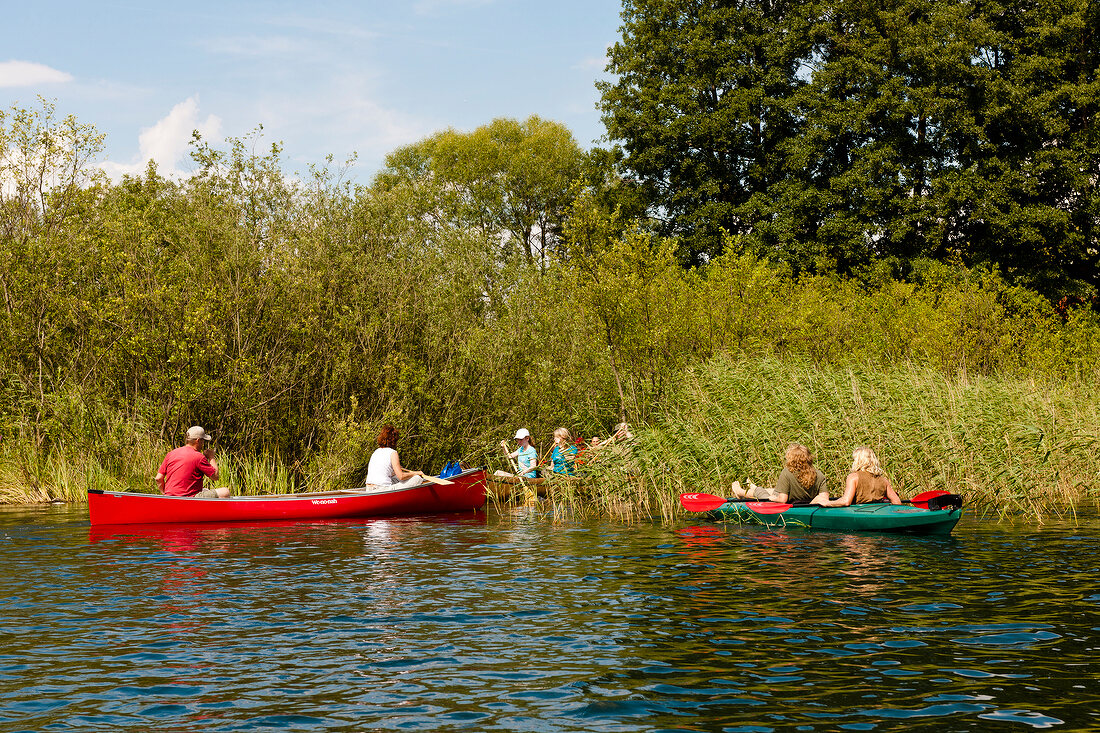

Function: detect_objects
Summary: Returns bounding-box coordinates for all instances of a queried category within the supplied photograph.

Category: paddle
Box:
[746,490,958,514]
[680,489,955,513]
[907,489,950,509]
[500,439,522,475]
[680,492,733,512]
[422,474,453,486]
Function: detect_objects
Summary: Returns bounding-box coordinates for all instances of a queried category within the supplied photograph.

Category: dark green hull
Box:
[712,502,962,535]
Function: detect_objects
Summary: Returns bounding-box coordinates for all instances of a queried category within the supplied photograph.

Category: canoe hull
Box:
[712,501,962,535]
[88,469,488,525]
[486,474,583,499]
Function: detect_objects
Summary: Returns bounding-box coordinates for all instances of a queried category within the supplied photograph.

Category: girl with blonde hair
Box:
[812,446,902,507]
[550,427,578,476]
[731,443,828,504]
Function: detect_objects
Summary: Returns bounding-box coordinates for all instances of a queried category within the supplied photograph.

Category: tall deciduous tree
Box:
[600,0,1100,296]
[599,0,815,265]
[0,98,106,442]
[792,0,1100,291]
[375,116,588,266]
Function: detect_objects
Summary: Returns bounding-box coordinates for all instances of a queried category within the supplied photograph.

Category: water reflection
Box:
[1,509,1098,730]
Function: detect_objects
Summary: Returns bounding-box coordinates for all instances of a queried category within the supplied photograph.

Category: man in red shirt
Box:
[155,426,230,498]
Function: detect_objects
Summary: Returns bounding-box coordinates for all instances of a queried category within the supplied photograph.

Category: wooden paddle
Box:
[500,439,522,475]
[422,474,454,486]
[680,489,953,513]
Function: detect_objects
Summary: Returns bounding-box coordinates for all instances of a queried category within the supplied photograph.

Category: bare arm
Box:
[884,477,902,505]
[821,473,858,507]
[390,451,423,482]
[155,472,166,493]
[203,448,220,480]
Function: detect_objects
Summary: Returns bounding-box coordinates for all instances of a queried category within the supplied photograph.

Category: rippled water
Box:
[2,505,1098,731]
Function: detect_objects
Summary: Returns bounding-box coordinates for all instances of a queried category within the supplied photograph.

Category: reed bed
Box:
[0,442,304,503]
[563,355,1100,521]
[6,354,1099,526]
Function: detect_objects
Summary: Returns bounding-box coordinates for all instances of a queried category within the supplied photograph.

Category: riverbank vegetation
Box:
[3,0,1099,518]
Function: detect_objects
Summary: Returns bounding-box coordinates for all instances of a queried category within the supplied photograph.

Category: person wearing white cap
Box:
[500,428,538,478]
[155,426,231,498]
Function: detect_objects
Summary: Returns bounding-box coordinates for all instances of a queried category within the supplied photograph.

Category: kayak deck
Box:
[712,501,962,535]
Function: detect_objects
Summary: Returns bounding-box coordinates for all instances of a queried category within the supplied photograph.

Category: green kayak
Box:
[711,501,962,535]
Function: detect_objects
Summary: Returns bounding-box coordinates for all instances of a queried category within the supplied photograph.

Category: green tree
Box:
[563,190,703,420]
[790,0,1100,291]
[599,0,816,265]
[0,98,106,443]
[941,0,1100,294]
[375,116,588,267]
[599,0,1100,297]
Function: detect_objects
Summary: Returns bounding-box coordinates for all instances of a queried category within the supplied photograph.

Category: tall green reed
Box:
[560,355,1100,520]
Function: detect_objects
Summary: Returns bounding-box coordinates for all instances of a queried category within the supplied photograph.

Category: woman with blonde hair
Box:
[731,443,828,504]
[812,446,902,507]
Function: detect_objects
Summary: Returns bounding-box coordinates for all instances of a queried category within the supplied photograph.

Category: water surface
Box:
[1,505,1097,731]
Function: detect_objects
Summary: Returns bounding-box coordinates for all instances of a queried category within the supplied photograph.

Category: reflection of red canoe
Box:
[88,511,489,545]
[87,469,488,525]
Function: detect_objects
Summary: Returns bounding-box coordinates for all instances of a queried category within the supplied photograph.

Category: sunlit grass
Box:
[547,355,1100,521]
[0,442,303,503]
[4,354,1099,525]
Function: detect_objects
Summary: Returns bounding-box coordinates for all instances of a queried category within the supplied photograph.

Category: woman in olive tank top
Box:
[812,446,902,507]
[729,443,829,504]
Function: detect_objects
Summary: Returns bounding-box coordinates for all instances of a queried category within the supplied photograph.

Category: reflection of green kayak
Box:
[712,501,963,535]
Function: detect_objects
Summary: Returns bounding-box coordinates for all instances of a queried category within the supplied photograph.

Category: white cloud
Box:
[277,72,433,171]
[0,60,74,87]
[100,96,222,180]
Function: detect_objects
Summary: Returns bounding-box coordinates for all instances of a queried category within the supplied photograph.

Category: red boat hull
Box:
[87,469,488,525]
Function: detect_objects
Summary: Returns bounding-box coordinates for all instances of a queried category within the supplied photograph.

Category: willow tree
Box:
[0,99,106,444]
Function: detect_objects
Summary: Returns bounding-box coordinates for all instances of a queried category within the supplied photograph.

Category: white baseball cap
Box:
[186,426,213,441]
[514,428,531,440]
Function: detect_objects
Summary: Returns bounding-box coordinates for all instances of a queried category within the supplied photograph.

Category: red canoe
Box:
[87,469,488,525]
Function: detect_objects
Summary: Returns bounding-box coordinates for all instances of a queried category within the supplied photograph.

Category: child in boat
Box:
[501,428,538,478]
[731,443,828,504]
[550,427,578,476]
[590,421,633,449]
[811,446,902,506]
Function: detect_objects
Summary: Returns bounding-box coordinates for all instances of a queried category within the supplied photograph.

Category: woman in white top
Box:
[365,424,426,489]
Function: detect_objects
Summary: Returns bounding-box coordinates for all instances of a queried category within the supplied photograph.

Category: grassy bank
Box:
[6,353,1100,526]
[0,438,302,504]
[571,355,1100,521]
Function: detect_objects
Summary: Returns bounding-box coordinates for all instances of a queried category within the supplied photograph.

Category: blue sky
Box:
[1,0,622,183]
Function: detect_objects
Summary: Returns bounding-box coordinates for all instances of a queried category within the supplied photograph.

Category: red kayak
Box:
[87,469,488,525]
